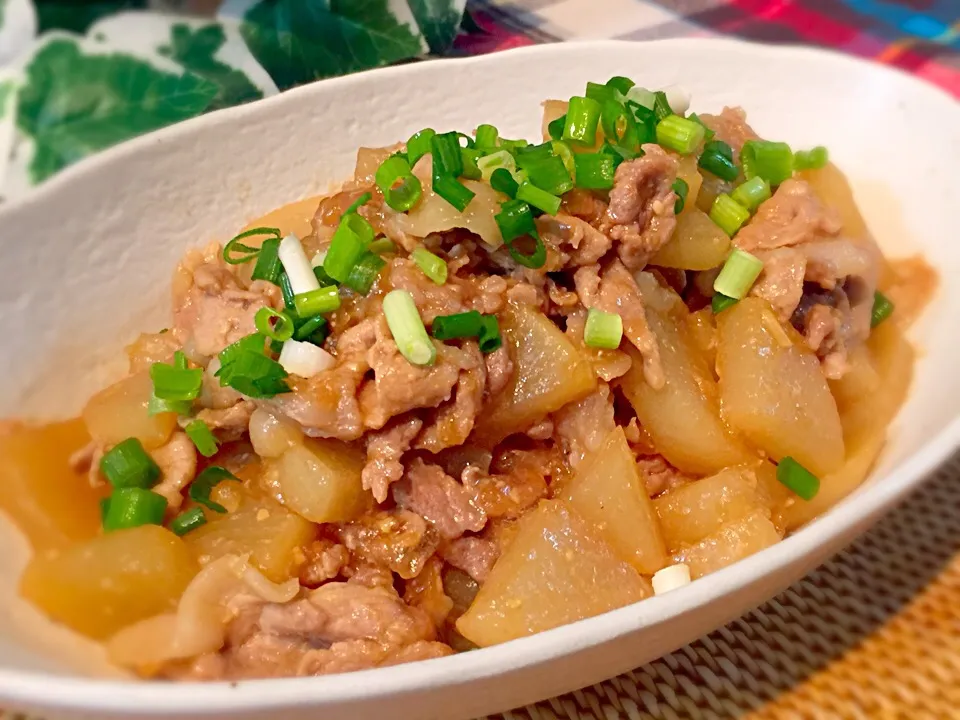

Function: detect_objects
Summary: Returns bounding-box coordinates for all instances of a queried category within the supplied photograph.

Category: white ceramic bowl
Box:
[0,38,958,720]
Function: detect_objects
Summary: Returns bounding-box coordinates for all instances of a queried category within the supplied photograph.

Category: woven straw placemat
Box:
[4,456,959,720]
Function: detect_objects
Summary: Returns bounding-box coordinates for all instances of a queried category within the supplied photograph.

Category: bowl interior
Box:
[0,36,957,704]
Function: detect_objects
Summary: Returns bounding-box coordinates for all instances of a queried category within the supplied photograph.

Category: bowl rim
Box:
[2,36,959,714]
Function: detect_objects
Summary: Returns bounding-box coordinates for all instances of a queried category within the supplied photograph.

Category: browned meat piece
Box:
[173,246,281,358]
[734,179,842,252]
[636,454,691,497]
[750,247,807,321]
[441,536,499,583]
[195,400,255,442]
[484,345,513,396]
[698,106,760,158]
[337,509,439,579]
[467,275,508,315]
[125,331,180,373]
[574,261,664,390]
[600,145,679,270]
[792,289,860,380]
[150,431,197,509]
[505,281,544,308]
[463,448,553,519]
[403,557,453,628]
[362,416,424,503]
[525,418,554,440]
[536,212,613,267]
[416,343,485,454]
[552,383,616,468]
[299,539,350,587]
[561,187,608,224]
[393,459,487,540]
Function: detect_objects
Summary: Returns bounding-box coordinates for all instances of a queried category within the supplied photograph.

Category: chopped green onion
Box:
[498,138,529,153]
[254,307,295,342]
[626,86,656,110]
[477,150,517,182]
[189,466,239,514]
[709,194,751,238]
[173,351,187,370]
[601,141,635,170]
[150,357,202,402]
[217,332,265,367]
[294,286,340,316]
[547,113,566,141]
[216,333,290,398]
[184,419,219,458]
[475,123,499,149]
[148,395,191,416]
[344,252,385,295]
[731,176,772,212]
[656,115,705,155]
[222,227,280,265]
[711,293,738,314]
[574,153,616,190]
[169,507,207,536]
[794,146,829,171]
[601,99,639,152]
[562,96,602,146]
[278,271,297,313]
[698,139,738,182]
[713,248,764,299]
[584,308,623,349]
[102,488,167,532]
[324,213,374,283]
[343,191,372,216]
[433,174,476,212]
[251,237,283,284]
[871,291,895,328]
[490,167,520,198]
[406,128,436,166]
[383,289,436,366]
[672,178,689,214]
[460,148,484,180]
[551,140,576,180]
[293,314,328,344]
[506,232,547,269]
[432,310,482,340]
[515,149,573,195]
[653,91,673,121]
[741,140,794,185]
[776,457,820,501]
[478,315,502,353]
[687,113,715,141]
[456,132,475,149]
[585,82,620,105]
[431,131,464,178]
[100,438,161,489]
[516,180,561,216]
[494,198,537,243]
[376,154,423,212]
[628,101,657,144]
[368,237,397,255]
[99,497,111,524]
[606,75,635,95]
[411,247,447,285]
[313,264,336,287]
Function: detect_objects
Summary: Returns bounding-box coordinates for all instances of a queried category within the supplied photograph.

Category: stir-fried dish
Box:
[0,77,936,680]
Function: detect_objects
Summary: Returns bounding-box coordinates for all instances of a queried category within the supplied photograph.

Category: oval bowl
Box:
[0,38,958,720]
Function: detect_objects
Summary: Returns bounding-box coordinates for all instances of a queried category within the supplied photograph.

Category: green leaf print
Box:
[240,0,426,91]
[408,0,465,53]
[16,37,219,183]
[158,23,263,111]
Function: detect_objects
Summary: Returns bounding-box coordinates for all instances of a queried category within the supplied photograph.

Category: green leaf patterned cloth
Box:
[0,0,468,199]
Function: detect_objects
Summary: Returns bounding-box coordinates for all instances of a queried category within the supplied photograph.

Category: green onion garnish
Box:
[188,466,239,514]
[313,263,336,288]
[100,438,161,489]
[562,96,602,146]
[278,271,297,314]
[741,140,794,185]
[515,148,573,196]
[730,176,772,212]
[368,237,397,255]
[625,86,656,110]
[516,180,561,216]
[431,131,464,178]
[495,198,537,243]
[461,148,484,181]
[102,487,167,532]
[215,333,290,398]
[713,248,764,300]
[222,227,280,265]
[551,140,576,180]
[475,123,499,149]
[432,310,482,340]
[293,314,328,344]
[250,237,283,284]
[344,252,385,295]
[601,100,640,153]
[324,213,375,283]
[655,115,705,155]
[698,139,739,182]
[477,150,517,182]
[434,173,476,212]
[383,289,436,366]
[688,113,715,141]
[99,496,111,524]
[711,293,738,314]
[629,101,657,144]
[478,315,502,353]
[794,146,829,171]
[169,506,207,537]
[871,291,895,328]
[412,247,448,285]
[709,194,751,238]
[601,141,635,170]
[573,152,616,191]
[150,352,202,402]
[653,91,673,121]
[294,286,340,316]
[406,128,436,166]
[584,308,623,350]
[376,154,423,212]
[148,395,191,416]
[506,233,547,269]
[585,82,620,106]
[606,75,635,95]
[547,113,566,142]
[776,456,820,501]
[343,191,372,216]
[184,419,219,458]
[672,177,689,214]
[254,307,295,342]
[490,168,520,198]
